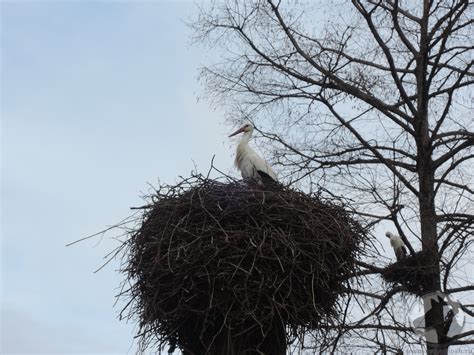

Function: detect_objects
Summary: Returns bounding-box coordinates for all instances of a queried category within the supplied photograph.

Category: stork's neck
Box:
[239,130,252,145]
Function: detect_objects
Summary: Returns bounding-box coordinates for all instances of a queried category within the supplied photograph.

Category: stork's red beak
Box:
[228,126,246,137]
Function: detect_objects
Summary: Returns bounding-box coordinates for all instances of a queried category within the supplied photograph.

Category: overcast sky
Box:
[1,1,235,353]
[2,1,472,354]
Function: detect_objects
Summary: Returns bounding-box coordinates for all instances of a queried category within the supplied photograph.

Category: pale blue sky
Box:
[2,1,472,354]
[1,1,234,353]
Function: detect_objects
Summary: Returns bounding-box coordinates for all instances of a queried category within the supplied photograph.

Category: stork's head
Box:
[385,231,393,239]
[228,123,254,137]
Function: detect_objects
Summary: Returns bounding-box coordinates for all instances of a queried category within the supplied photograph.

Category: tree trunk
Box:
[418,2,447,353]
[419,169,447,355]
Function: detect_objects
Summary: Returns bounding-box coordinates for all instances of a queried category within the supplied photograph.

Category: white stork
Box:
[229,123,277,184]
[385,231,408,261]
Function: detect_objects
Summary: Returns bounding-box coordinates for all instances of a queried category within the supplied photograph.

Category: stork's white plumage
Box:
[385,231,408,261]
[229,123,277,184]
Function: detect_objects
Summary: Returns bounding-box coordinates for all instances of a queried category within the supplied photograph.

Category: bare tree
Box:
[193,0,473,353]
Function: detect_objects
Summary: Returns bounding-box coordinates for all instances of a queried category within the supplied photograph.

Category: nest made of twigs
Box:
[382,251,437,296]
[121,175,366,354]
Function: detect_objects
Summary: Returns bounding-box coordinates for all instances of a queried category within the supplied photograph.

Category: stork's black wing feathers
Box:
[257,170,276,183]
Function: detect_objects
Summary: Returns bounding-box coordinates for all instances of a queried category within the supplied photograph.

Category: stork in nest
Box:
[229,123,277,185]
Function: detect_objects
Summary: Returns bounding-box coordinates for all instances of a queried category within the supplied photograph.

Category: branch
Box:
[319,97,419,196]
[427,0,469,45]
[448,330,474,344]
[319,323,412,332]
[434,138,474,169]
[368,0,420,23]
[317,157,416,172]
[446,286,474,294]
[352,0,418,116]
[355,260,384,274]
[433,130,474,147]
[390,0,418,55]
[434,154,474,196]
[431,60,473,139]
[266,0,415,132]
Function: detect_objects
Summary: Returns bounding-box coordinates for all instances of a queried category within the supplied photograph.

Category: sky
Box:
[1,1,235,353]
[2,1,472,354]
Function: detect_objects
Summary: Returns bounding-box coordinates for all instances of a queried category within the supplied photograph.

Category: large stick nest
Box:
[382,251,438,296]
[121,175,366,354]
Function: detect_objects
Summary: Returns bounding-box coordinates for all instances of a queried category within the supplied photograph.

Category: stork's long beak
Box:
[228,126,245,137]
